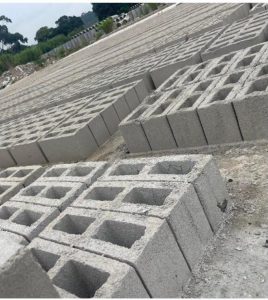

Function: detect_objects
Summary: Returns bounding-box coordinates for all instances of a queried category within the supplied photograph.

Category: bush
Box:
[13,46,42,65]
[98,17,114,34]
[0,54,14,73]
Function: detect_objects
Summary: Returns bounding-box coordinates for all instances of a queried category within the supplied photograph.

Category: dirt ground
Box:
[87,131,268,297]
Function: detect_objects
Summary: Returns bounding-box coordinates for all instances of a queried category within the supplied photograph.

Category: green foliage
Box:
[147,3,159,11]
[95,31,103,40]
[92,3,136,21]
[54,15,84,36]
[0,15,28,52]
[35,26,54,43]
[97,17,114,34]
[38,34,68,53]
[13,46,42,65]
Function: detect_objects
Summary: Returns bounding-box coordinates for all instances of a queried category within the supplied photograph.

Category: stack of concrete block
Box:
[0,165,44,205]
[0,233,59,297]
[29,238,149,298]
[202,10,268,60]
[150,26,227,87]
[120,43,268,152]
[38,80,149,163]
[0,95,99,167]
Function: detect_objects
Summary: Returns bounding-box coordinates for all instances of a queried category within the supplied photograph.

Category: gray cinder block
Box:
[29,238,149,298]
[0,236,59,297]
[40,208,191,297]
[167,80,219,148]
[0,181,23,205]
[10,181,85,211]
[39,125,99,163]
[36,161,108,186]
[233,75,268,140]
[141,89,187,151]
[0,147,16,168]
[72,180,213,269]
[0,165,45,187]
[197,84,242,144]
[99,154,229,232]
[0,202,59,241]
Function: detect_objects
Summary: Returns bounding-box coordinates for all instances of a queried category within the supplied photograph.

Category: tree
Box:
[35,26,54,43]
[0,15,28,52]
[92,3,136,21]
[54,15,84,36]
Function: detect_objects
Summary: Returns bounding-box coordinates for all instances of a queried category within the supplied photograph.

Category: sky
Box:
[1,3,92,44]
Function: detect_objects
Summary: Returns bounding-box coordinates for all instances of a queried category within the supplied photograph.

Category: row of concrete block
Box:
[0,6,255,124]
[120,43,268,152]
[0,4,246,107]
[0,154,228,297]
[0,80,149,167]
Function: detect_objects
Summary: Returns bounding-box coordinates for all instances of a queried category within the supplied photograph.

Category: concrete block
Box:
[0,201,59,241]
[0,147,16,168]
[202,12,268,60]
[11,181,85,211]
[39,125,98,163]
[141,89,188,150]
[0,236,59,297]
[0,181,23,205]
[29,238,149,298]
[72,180,213,269]
[167,80,219,148]
[198,84,242,144]
[0,165,45,187]
[36,161,108,186]
[0,229,28,245]
[119,93,162,153]
[9,139,48,166]
[233,75,268,140]
[99,155,228,232]
[40,208,191,297]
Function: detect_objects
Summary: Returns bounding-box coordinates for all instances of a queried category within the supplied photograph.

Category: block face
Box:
[11,181,85,211]
[39,126,98,163]
[29,238,149,298]
[0,149,16,168]
[0,182,23,205]
[233,76,268,140]
[197,85,242,144]
[0,237,59,297]
[40,209,191,297]
[0,201,59,241]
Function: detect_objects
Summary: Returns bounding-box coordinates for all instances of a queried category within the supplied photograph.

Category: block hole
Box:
[223,72,243,84]
[219,53,236,63]
[111,163,145,176]
[85,186,123,201]
[0,184,11,194]
[208,64,225,75]
[0,170,14,178]
[180,94,200,109]
[12,210,42,226]
[149,160,195,175]
[183,71,200,83]
[67,166,94,177]
[44,186,71,199]
[53,214,95,234]
[246,78,268,93]
[210,88,232,102]
[0,206,18,220]
[22,186,44,197]
[257,65,268,77]
[44,168,66,177]
[194,80,212,92]
[13,169,32,178]
[246,44,263,55]
[31,248,60,272]
[236,55,254,68]
[93,220,145,248]
[123,187,171,206]
[53,260,109,298]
